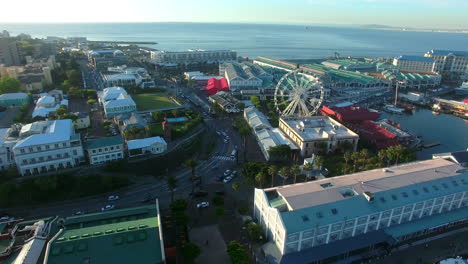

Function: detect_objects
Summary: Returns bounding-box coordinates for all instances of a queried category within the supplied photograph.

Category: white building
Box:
[12,119,84,176]
[102,66,155,89]
[127,136,167,157]
[244,106,297,161]
[425,50,468,81]
[254,158,468,264]
[279,116,359,157]
[73,112,90,130]
[0,128,19,170]
[151,49,237,65]
[393,55,435,73]
[97,87,136,118]
[85,136,124,165]
[32,94,68,119]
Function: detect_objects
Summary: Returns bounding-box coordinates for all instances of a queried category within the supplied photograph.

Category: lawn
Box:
[132,93,179,111]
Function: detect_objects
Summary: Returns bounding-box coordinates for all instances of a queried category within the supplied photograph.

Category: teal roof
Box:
[46,204,164,264]
[86,136,123,150]
[280,173,468,234]
[254,57,297,71]
[385,208,468,238]
[303,64,382,84]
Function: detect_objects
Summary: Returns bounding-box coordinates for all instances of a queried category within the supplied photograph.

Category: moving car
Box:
[223,176,233,183]
[101,205,115,211]
[196,202,209,208]
[107,195,120,201]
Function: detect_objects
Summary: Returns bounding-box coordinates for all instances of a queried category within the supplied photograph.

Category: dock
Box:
[422,141,441,148]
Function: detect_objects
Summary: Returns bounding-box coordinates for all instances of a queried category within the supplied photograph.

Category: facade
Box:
[380,70,441,91]
[151,49,236,65]
[0,38,20,66]
[103,66,155,89]
[73,112,90,130]
[0,64,53,92]
[127,136,167,157]
[244,106,298,161]
[254,158,468,264]
[393,55,435,73]
[0,127,19,170]
[425,50,468,80]
[98,87,136,118]
[44,202,166,264]
[88,49,128,70]
[279,116,359,157]
[85,136,124,165]
[12,119,85,176]
[0,93,29,107]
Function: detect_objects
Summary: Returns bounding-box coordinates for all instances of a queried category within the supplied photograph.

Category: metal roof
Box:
[86,136,123,150]
[127,137,166,150]
[13,120,74,149]
[395,55,434,63]
[0,93,29,100]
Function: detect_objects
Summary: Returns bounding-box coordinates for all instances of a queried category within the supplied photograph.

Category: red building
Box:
[206,77,229,96]
[321,105,380,122]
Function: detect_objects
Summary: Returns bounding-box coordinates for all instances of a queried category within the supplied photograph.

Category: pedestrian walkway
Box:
[213,155,235,161]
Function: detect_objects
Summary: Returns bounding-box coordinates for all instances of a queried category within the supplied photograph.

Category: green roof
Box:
[303,63,382,84]
[46,204,164,264]
[254,57,297,71]
[86,136,123,150]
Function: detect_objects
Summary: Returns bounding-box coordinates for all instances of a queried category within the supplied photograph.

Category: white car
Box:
[224,170,231,176]
[196,202,209,208]
[223,176,233,183]
[0,216,13,222]
[223,139,228,144]
[231,170,238,177]
[107,195,119,201]
[101,205,115,211]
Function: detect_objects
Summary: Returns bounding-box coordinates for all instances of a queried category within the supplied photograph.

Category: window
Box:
[391,195,397,200]
[55,144,59,148]
[402,192,409,198]
[28,147,33,152]
[105,148,108,151]
[301,215,309,222]
[412,190,419,195]
[442,183,449,189]
[92,150,96,154]
[316,212,323,218]
[117,153,122,157]
[62,143,67,147]
[20,148,25,154]
[423,187,429,193]
[331,208,338,215]
[116,146,120,149]
[99,148,102,153]
[433,185,439,191]
[111,146,114,150]
[37,146,41,151]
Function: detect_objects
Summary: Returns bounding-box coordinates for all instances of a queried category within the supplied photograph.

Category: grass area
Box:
[132,93,179,111]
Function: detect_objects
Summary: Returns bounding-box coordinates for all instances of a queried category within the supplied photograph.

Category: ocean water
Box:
[1,22,468,59]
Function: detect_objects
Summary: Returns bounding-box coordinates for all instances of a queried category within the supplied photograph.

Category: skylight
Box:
[320,182,334,188]
[331,208,338,215]
[301,215,309,222]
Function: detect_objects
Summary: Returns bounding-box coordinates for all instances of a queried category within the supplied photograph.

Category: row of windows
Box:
[19,142,68,154]
[92,152,122,162]
[91,145,121,154]
[21,150,78,164]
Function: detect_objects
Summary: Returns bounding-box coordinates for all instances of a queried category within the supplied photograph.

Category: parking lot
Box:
[0,107,20,128]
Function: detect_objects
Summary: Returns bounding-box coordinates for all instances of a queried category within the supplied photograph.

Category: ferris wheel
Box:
[274,70,325,117]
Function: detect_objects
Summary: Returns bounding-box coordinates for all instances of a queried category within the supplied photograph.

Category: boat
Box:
[454,82,468,95]
[383,104,404,114]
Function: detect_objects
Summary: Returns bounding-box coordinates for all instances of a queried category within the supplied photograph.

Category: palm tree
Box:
[393,145,406,165]
[185,159,198,193]
[314,156,324,170]
[255,172,267,188]
[278,167,290,186]
[344,152,352,166]
[167,175,178,203]
[267,165,278,187]
[291,165,301,184]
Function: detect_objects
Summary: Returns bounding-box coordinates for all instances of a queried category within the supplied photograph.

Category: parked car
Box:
[196,202,209,208]
[107,195,120,201]
[223,176,233,184]
[0,216,14,222]
[101,205,115,211]
[224,170,231,176]
[231,170,238,177]
[223,139,228,144]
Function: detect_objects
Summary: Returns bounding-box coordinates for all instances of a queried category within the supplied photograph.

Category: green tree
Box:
[0,77,21,94]
[181,243,200,264]
[314,155,324,170]
[238,126,250,162]
[344,151,352,166]
[232,183,240,191]
[185,159,198,193]
[66,69,82,87]
[227,241,249,264]
[279,167,290,186]
[86,99,96,105]
[255,172,267,188]
[291,164,301,184]
[167,175,178,203]
[246,222,264,241]
[152,111,165,122]
[267,165,278,188]
[250,96,261,109]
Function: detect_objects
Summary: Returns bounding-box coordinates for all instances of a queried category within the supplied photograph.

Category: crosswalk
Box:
[213,155,235,161]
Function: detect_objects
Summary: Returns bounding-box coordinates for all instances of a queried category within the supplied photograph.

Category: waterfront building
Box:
[85,136,124,165]
[392,55,435,73]
[127,136,167,158]
[278,116,359,157]
[379,70,441,91]
[0,37,20,66]
[244,106,298,161]
[322,59,375,71]
[253,57,297,73]
[44,203,166,264]
[12,119,85,176]
[102,66,155,89]
[150,49,236,65]
[255,158,468,264]
[88,49,128,70]
[98,87,136,118]
[222,62,274,98]
[208,91,242,113]
[0,93,29,107]
[425,50,468,81]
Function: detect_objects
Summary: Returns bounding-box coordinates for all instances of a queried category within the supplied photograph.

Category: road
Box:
[79,60,102,91]
[3,98,244,219]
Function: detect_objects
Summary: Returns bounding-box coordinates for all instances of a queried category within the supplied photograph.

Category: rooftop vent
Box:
[301,215,310,222]
[320,182,334,189]
[382,168,392,173]
[363,191,374,202]
[331,208,338,215]
[340,188,358,198]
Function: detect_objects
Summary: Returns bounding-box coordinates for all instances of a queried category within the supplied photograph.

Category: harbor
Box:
[381,107,468,159]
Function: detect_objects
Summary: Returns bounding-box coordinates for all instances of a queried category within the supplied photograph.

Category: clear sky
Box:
[2,0,467,29]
